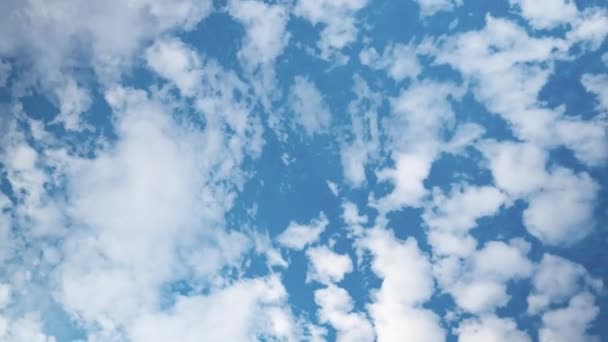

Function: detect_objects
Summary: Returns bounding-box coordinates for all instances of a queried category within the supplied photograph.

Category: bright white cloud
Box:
[359,43,421,81]
[0,0,212,86]
[434,240,533,314]
[145,38,203,97]
[340,76,381,187]
[315,284,375,342]
[457,315,531,342]
[373,79,463,213]
[539,292,600,342]
[129,276,296,342]
[294,0,369,60]
[362,228,445,341]
[277,213,329,250]
[510,0,578,29]
[528,254,602,314]
[228,0,289,66]
[306,246,353,284]
[522,168,598,245]
[289,76,332,136]
[414,0,462,17]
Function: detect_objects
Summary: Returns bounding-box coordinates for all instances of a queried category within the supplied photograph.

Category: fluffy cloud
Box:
[434,240,533,314]
[277,213,329,250]
[413,0,462,17]
[306,246,353,284]
[314,284,375,342]
[539,292,600,342]
[359,43,421,82]
[527,254,602,314]
[510,0,578,29]
[340,76,381,187]
[0,0,212,86]
[480,141,600,245]
[374,80,463,213]
[457,315,531,342]
[145,38,203,97]
[294,0,369,60]
[228,0,289,66]
[361,228,445,341]
[289,76,332,136]
[129,276,296,342]
[434,15,607,167]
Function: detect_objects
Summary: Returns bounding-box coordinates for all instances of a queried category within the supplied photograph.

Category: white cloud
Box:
[277,213,329,250]
[0,0,212,86]
[359,43,421,81]
[434,240,533,314]
[510,0,578,29]
[361,228,445,341]
[0,314,55,342]
[49,83,265,336]
[52,78,92,131]
[373,79,463,213]
[414,0,462,17]
[129,276,296,342]
[479,141,548,198]
[539,292,600,342]
[289,76,332,136]
[294,0,369,60]
[145,38,203,97]
[423,184,506,258]
[582,73,608,113]
[228,0,289,66]
[527,254,602,314]
[340,76,381,187]
[424,185,506,234]
[306,246,353,284]
[522,168,598,245]
[457,315,531,342]
[567,8,608,50]
[314,284,375,342]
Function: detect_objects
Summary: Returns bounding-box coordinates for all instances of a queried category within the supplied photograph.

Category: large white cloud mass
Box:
[0,0,605,341]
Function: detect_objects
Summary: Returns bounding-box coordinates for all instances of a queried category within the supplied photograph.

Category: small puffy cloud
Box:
[306,246,353,284]
[294,0,369,60]
[362,228,445,341]
[0,0,212,85]
[523,168,599,245]
[145,37,202,97]
[479,141,549,198]
[129,276,296,342]
[457,315,531,342]
[375,151,434,210]
[424,184,506,257]
[289,76,332,136]
[314,284,375,342]
[424,185,507,235]
[359,43,421,81]
[567,8,608,50]
[414,0,462,17]
[539,292,600,342]
[51,78,92,131]
[229,0,289,66]
[277,213,329,250]
[340,76,381,187]
[0,314,55,342]
[510,0,578,29]
[434,240,533,314]
[528,254,602,314]
[582,73,608,113]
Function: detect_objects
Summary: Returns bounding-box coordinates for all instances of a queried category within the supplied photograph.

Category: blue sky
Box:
[0,0,606,341]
